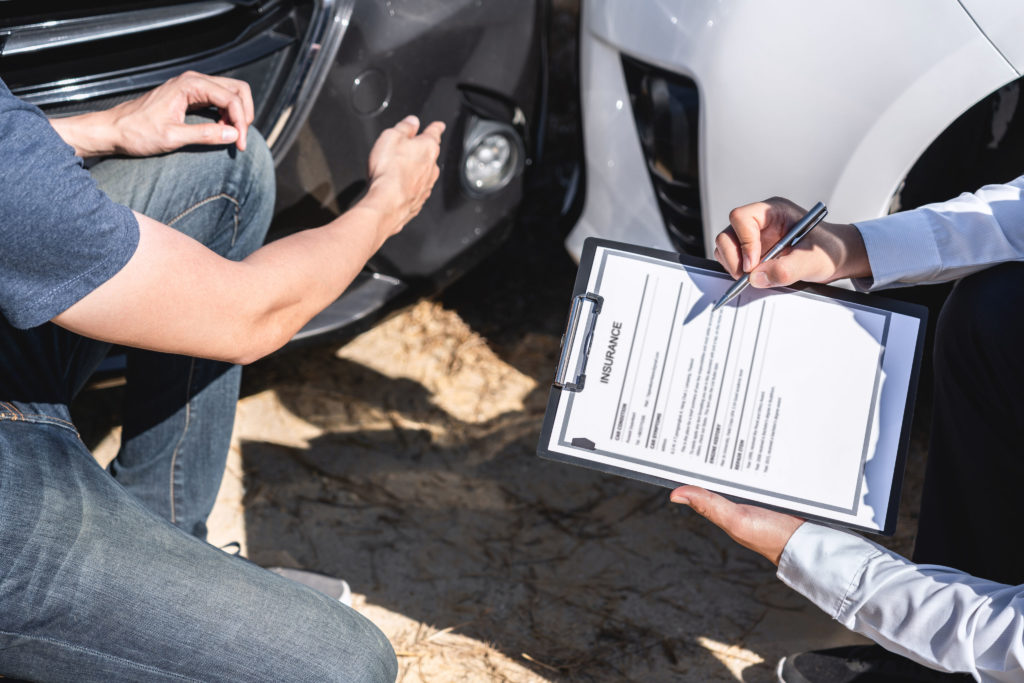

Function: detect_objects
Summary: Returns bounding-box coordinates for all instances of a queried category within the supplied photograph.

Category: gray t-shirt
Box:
[0,79,139,330]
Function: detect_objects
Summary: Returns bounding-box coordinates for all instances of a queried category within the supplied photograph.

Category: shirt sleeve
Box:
[851,176,1024,291]
[777,523,1024,681]
[0,85,139,329]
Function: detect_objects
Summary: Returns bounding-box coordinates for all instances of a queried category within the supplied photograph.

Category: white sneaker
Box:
[268,566,353,607]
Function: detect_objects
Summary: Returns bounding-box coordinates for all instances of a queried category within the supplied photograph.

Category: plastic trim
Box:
[1,2,235,57]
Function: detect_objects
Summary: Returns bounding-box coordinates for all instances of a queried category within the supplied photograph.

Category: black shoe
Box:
[777,645,973,682]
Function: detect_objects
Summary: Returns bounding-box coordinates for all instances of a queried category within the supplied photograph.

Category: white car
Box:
[568,0,1024,260]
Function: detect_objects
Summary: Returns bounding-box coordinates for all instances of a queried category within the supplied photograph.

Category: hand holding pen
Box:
[712,197,872,307]
[713,202,827,310]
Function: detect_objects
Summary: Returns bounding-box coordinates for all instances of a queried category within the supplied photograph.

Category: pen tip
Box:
[711,301,722,313]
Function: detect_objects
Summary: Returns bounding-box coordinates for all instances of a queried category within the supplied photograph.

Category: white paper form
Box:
[543,245,922,532]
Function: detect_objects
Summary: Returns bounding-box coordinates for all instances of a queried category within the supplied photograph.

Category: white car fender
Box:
[959,0,1024,73]
[569,0,1020,260]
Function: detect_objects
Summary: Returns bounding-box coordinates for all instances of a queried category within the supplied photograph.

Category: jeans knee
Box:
[240,127,275,210]
[354,643,398,683]
[231,126,275,255]
[334,616,398,683]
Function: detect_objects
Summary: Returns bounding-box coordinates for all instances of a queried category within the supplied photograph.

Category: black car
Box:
[0,0,547,347]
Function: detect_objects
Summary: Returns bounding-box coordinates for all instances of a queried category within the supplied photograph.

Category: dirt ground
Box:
[81,3,938,680]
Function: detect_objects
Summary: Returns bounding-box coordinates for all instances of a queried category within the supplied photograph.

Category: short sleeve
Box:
[0,81,139,330]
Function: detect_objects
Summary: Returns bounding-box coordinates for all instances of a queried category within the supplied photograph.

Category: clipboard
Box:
[538,238,927,535]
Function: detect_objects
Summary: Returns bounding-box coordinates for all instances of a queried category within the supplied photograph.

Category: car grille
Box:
[0,0,345,162]
[622,55,704,256]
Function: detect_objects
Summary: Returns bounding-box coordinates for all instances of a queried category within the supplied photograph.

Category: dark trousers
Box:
[912,262,1024,585]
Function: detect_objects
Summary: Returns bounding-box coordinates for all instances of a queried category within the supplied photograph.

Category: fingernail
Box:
[670,494,690,505]
[403,115,419,125]
[743,253,754,273]
[750,271,771,288]
[221,127,238,142]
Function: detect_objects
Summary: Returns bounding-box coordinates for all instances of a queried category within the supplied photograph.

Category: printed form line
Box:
[645,281,685,448]
[609,275,650,441]
[704,299,741,464]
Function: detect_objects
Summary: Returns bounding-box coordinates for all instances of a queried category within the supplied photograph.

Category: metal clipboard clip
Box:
[553,292,603,392]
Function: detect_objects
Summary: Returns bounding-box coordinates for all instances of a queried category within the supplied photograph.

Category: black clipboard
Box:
[537,238,928,535]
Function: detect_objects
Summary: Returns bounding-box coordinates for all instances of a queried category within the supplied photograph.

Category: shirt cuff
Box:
[776,523,884,620]
[852,212,943,291]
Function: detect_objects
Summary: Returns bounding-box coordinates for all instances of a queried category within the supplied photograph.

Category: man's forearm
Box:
[49,110,118,158]
[233,188,404,361]
[54,186,406,364]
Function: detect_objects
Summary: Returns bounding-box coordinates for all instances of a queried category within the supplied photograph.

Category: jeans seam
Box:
[168,358,197,525]
[0,411,79,434]
[0,629,201,682]
[0,401,23,417]
[168,193,240,247]
[0,400,24,418]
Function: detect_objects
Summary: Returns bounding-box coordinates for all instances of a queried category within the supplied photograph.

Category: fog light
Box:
[461,118,524,197]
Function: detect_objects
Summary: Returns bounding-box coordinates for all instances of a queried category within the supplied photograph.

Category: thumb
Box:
[169,122,238,147]
[748,253,807,289]
[670,485,736,528]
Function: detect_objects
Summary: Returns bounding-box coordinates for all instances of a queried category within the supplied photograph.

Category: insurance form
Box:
[539,240,926,534]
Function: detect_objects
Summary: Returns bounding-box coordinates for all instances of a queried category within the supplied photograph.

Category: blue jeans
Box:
[0,132,398,682]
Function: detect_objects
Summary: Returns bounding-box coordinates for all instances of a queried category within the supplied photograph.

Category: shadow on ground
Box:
[237,340,858,682]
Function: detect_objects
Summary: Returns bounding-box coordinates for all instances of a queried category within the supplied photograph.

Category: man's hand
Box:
[361,115,445,243]
[50,71,254,158]
[715,197,872,287]
[670,485,805,566]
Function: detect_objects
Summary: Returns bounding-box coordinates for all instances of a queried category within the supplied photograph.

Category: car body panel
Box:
[274,0,541,284]
[569,0,1019,261]
[567,26,670,258]
[959,0,1024,73]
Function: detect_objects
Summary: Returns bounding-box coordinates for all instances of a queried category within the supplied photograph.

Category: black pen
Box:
[711,201,828,312]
